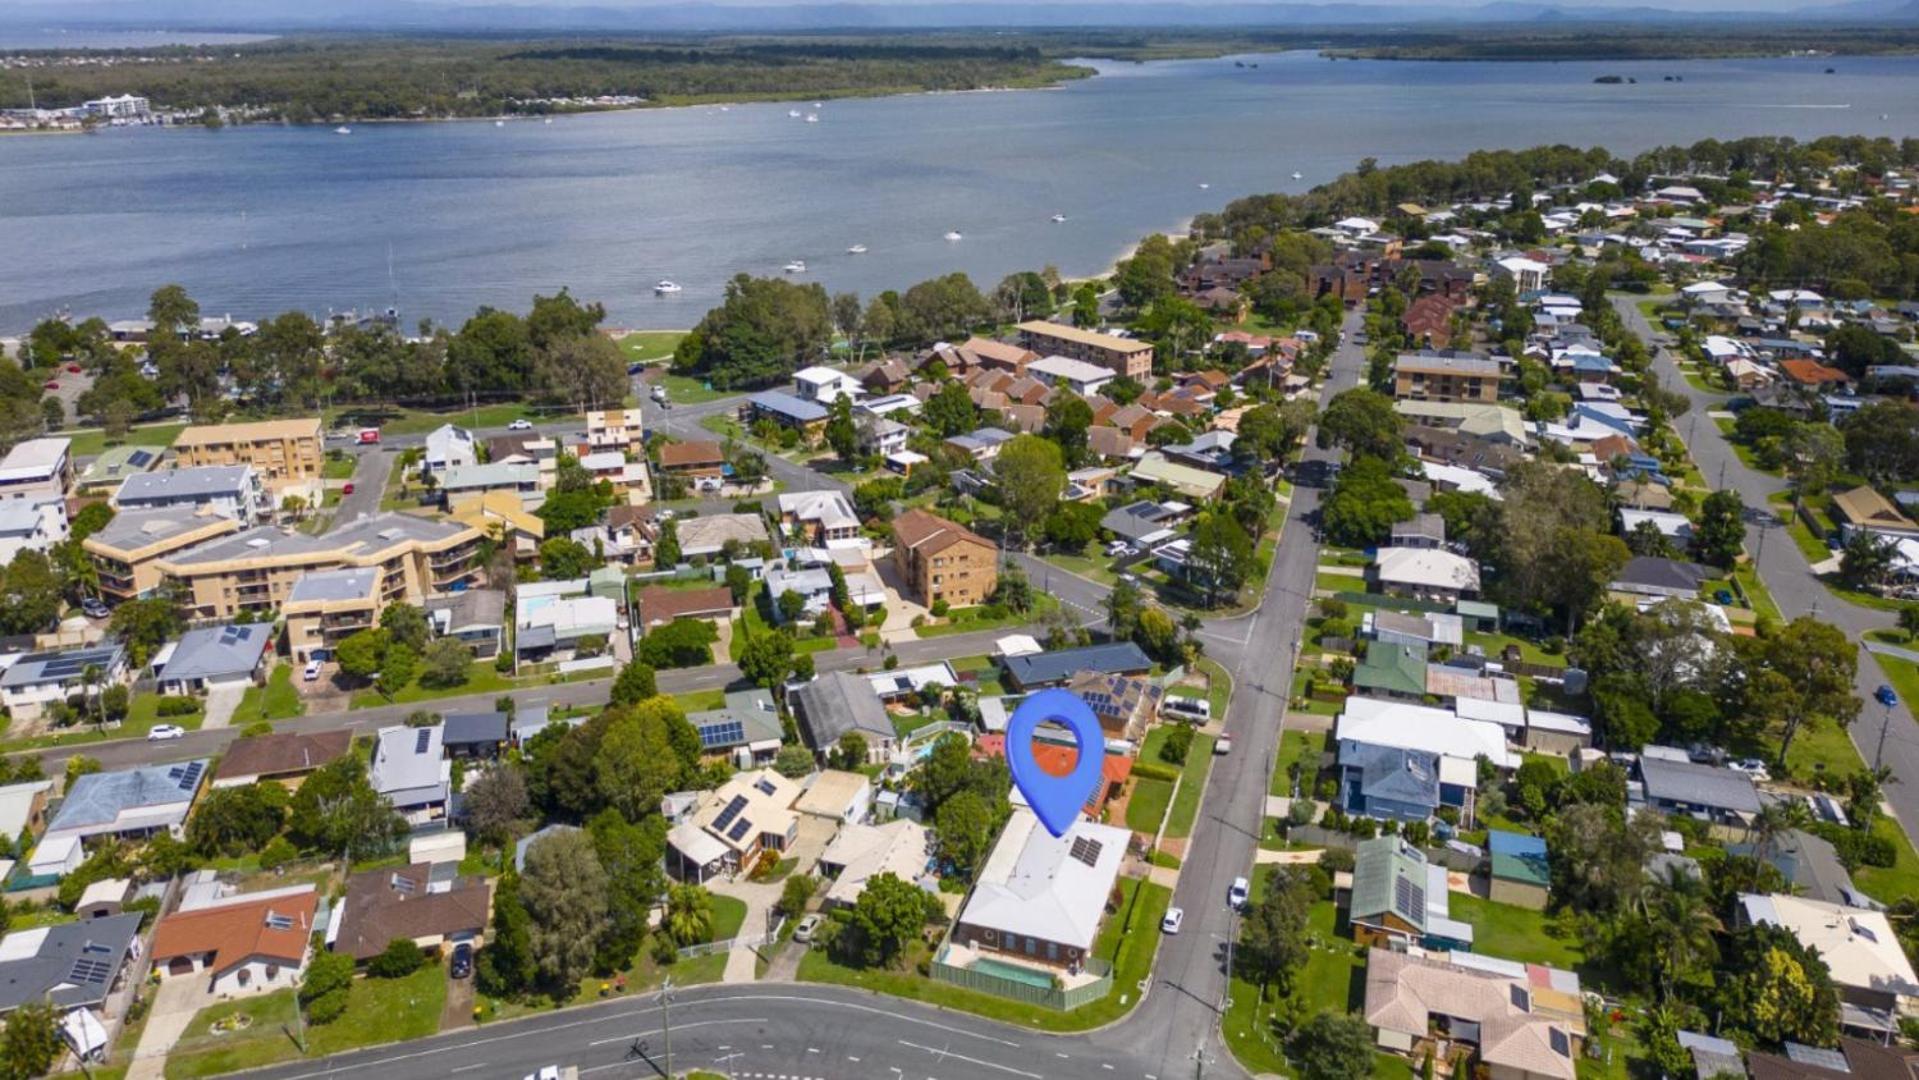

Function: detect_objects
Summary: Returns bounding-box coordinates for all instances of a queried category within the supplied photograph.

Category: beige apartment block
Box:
[172,418,325,489]
[84,508,243,603]
[1014,321,1154,381]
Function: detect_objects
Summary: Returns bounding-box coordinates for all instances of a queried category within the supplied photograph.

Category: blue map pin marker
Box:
[1006,688,1105,839]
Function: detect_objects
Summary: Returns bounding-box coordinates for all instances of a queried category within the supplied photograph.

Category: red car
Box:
[341,482,355,495]
[65,364,81,374]
[42,381,58,391]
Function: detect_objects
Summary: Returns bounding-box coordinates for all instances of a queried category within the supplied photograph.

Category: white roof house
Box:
[818,819,933,908]
[956,809,1129,955]
[1027,355,1114,396]
[1333,217,1380,236]
[1375,548,1481,597]
[1337,695,1519,771]
[422,424,478,476]
[1739,893,1919,1006]
[1619,509,1694,541]
[793,366,864,404]
[0,780,50,841]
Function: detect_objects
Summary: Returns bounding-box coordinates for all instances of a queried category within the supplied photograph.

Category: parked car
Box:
[147,725,187,741]
[1876,684,1899,708]
[1228,877,1249,909]
[42,381,58,391]
[65,364,81,374]
[303,659,323,682]
[1214,736,1233,756]
[794,914,823,944]
[80,598,110,619]
[1729,758,1771,782]
[341,482,354,496]
[450,942,473,979]
[1104,540,1131,557]
[1163,696,1211,721]
[1160,907,1184,934]
[356,428,381,445]
[507,418,534,431]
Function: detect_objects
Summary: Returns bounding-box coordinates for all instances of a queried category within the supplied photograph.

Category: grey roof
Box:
[687,688,785,749]
[370,725,446,801]
[46,759,208,836]
[1396,353,1504,376]
[90,507,226,551]
[0,644,125,690]
[426,590,507,632]
[749,390,828,423]
[0,912,143,1011]
[1613,556,1714,593]
[794,670,894,750]
[287,567,380,604]
[115,465,254,503]
[1101,501,1180,542]
[0,502,50,536]
[438,462,538,491]
[1002,642,1153,687]
[171,513,468,566]
[1392,513,1446,544]
[441,712,509,747]
[159,624,271,682]
[1639,755,1761,814]
[1350,744,1441,808]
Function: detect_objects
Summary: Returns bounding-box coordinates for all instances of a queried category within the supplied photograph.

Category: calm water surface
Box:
[1,51,1915,331]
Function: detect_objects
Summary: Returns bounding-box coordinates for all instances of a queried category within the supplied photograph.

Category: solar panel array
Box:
[711,795,749,834]
[265,912,294,930]
[1068,836,1103,868]
[726,816,753,842]
[69,955,114,985]
[1392,875,1425,923]
[415,729,432,754]
[128,450,155,468]
[698,720,745,749]
[166,762,205,791]
[753,777,778,797]
[391,872,416,894]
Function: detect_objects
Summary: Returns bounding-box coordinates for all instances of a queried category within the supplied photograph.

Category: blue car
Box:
[1876,685,1899,708]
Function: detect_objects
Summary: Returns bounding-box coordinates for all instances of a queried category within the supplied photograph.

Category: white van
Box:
[1163,696,1211,721]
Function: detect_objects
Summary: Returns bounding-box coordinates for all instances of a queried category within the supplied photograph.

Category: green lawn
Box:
[164,966,446,1079]
[1853,814,1919,905]
[673,688,727,713]
[322,454,358,480]
[655,372,731,406]
[732,595,839,659]
[1164,656,1234,721]
[1462,631,1559,666]
[67,422,186,458]
[797,878,1170,1032]
[1734,565,1783,622]
[1163,734,1215,839]
[1449,893,1584,969]
[1272,729,1328,797]
[347,660,521,708]
[1125,777,1175,833]
[616,331,690,366]
[914,594,1060,639]
[232,665,305,725]
[711,893,749,942]
[1,691,205,753]
[1314,570,1363,595]
[700,414,746,441]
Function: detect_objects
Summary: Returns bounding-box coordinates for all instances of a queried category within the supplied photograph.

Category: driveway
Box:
[125,977,208,1080]
[201,684,247,730]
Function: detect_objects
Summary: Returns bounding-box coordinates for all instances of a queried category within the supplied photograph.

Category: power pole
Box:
[660,976,674,1079]
[1876,702,1894,771]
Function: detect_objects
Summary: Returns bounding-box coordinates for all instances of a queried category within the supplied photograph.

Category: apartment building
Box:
[86,508,243,603]
[172,418,324,489]
[282,567,382,663]
[891,508,999,608]
[113,465,267,523]
[585,409,646,455]
[0,438,73,503]
[776,491,864,548]
[1393,354,1506,405]
[1014,321,1154,381]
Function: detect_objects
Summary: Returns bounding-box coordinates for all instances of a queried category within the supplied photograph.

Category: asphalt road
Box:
[1614,296,1919,835]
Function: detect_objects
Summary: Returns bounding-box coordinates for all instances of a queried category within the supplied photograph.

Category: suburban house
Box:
[329,863,491,962]
[76,446,160,496]
[1831,485,1919,542]
[584,409,647,455]
[0,499,68,564]
[113,465,269,524]
[665,768,802,882]
[0,643,128,719]
[793,366,864,404]
[951,808,1129,969]
[1337,696,1516,822]
[744,391,829,442]
[514,579,619,671]
[1365,610,1465,651]
[370,725,451,824]
[0,438,74,503]
[211,730,353,789]
[441,712,509,759]
[793,671,896,763]
[1015,321,1153,380]
[1739,893,1919,1026]
[171,419,324,492]
[422,424,478,477]
[577,451,652,503]
[150,884,318,995]
[1002,642,1153,691]
[1372,548,1482,603]
[437,463,540,506]
[657,440,727,484]
[0,912,143,1036]
[0,780,51,847]
[1064,671,1163,740]
[1634,754,1760,828]
[1129,453,1228,502]
[777,491,864,548]
[1610,556,1715,600]
[673,513,770,559]
[977,733,1134,820]
[687,688,785,765]
[424,589,508,660]
[816,819,934,908]
[1364,947,1585,1080]
[1488,830,1551,910]
[153,623,272,696]
[1347,837,1474,950]
[1744,1040,1919,1080]
[636,585,736,631]
[1353,642,1429,701]
[891,508,999,609]
[1390,514,1447,550]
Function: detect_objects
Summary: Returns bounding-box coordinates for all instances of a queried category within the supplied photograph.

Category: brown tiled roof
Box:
[152,890,318,976]
[892,508,996,557]
[636,585,736,628]
[213,730,352,784]
[333,865,491,962]
[1781,358,1851,386]
[659,441,725,469]
[1087,426,1137,460]
[1083,395,1119,424]
[1001,404,1045,434]
[958,337,1036,372]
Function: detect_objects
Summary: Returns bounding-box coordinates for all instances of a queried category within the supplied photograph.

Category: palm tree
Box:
[1634,866,1722,1001]
[664,883,716,947]
[1749,798,1811,864]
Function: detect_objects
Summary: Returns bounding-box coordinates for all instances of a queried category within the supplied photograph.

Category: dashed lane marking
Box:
[897,1040,1043,1079]
[587,1018,767,1047]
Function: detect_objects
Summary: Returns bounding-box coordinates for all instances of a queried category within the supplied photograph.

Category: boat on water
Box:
[334,126,352,135]
[943,230,963,242]
[1199,182,1210,189]
[847,244,868,254]
[784,260,807,273]
[494,119,505,127]
[788,109,803,118]
[654,280,682,295]
[543,118,552,124]
[1291,171,1303,180]
[812,101,823,108]
[1051,214,1067,223]
[805,114,820,123]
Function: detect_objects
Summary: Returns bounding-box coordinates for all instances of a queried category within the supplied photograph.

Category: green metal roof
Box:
[1350,836,1428,931]
[1488,830,1551,888]
[1353,641,1427,697]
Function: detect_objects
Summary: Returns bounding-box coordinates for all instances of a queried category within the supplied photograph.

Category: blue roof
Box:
[1002,642,1153,687]
[1488,830,1547,856]
[159,624,271,682]
[748,390,828,423]
[48,760,208,835]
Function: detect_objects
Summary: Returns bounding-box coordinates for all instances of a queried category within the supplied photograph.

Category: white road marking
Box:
[1102,1065,1115,1071]
[807,1047,821,1053]
[1055,1052,1069,1058]
[898,1039,1043,1079]
[587,1018,767,1047]
[849,1057,862,1063]
[450,1065,486,1074]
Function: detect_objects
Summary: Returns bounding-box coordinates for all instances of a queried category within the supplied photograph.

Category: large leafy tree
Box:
[1690,489,1746,569]
[675,274,833,390]
[1319,455,1413,547]
[1287,1011,1376,1080]
[1315,387,1402,461]
[992,434,1065,548]
[0,1000,61,1079]
[519,828,609,992]
[588,808,666,971]
[1734,615,1858,763]
[845,872,936,969]
[1185,510,1256,607]
[286,756,406,861]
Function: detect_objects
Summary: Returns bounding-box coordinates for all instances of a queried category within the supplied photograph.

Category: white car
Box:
[147,724,187,741]
[1729,759,1771,782]
[1160,907,1184,934]
[1214,736,1232,756]
[303,660,323,682]
[507,419,534,431]
[1228,876,1250,909]
[793,914,823,943]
